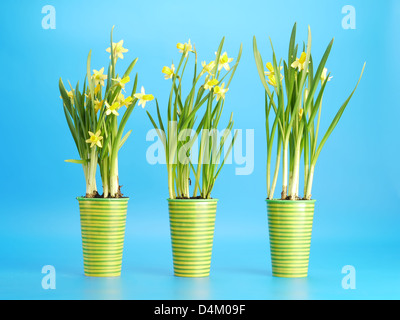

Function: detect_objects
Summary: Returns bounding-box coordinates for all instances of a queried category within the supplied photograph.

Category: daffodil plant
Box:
[60,27,153,198]
[147,39,242,199]
[253,23,365,200]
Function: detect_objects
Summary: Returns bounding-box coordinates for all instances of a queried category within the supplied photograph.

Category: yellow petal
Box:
[162,66,172,74]
[121,76,130,84]
[143,94,154,101]
[209,79,219,86]
[299,52,307,64]
[266,62,274,72]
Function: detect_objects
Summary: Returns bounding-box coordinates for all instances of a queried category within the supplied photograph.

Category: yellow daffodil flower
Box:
[299,108,304,120]
[134,86,154,108]
[161,64,175,80]
[214,83,228,101]
[94,84,102,95]
[321,68,333,82]
[265,62,283,76]
[291,52,307,71]
[67,90,74,100]
[106,40,128,60]
[117,93,133,107]
[267,74,283,87]
[105,101,120,116]
[86,130,103,148]
[265,62,284,87]
[201,61,216,75]
[217,52,234,71]
[60,89,74,102]
[177,40,194,57]
[94,99,103,113]
[85,84,101,98]
[112,76,130,91]
[267,74,278,87]
[204,77,219,90]
[92,67,107,87]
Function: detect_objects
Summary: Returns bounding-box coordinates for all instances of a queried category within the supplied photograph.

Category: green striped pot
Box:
[77,197,129,277]
[266,199,316,278]
[168,199,218,278]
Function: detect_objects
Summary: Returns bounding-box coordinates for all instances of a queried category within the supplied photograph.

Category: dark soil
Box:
[266,197,313,201]
[176,196,214,200]
[83,185,127,199]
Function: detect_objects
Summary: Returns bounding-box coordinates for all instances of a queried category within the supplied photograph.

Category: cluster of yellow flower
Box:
[82,40,336,151]
[75,39,155,149]
[262,51,334,128]
[265,52,332,88]
[162,40,232,102]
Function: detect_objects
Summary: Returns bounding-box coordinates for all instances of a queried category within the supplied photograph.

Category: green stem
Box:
[102,157,109,198]
[289,143,301,200]
[269,137,282,200]
[185,165,190,198]
[266,157,271,197]
[305,164,315,200]
[304,162,309,198]
[281,143,288,199]
[86,147,98,197]
[168,165,175,199]
[109,155,119,197]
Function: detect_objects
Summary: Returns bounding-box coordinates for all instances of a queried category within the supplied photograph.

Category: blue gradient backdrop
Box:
[0,0,399,299]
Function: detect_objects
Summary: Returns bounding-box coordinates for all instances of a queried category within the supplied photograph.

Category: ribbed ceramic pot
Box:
[168,199,218,278]
[77,197,129,277]
[266,199,316,278]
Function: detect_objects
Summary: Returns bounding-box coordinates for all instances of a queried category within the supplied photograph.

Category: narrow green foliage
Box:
[253,23,365,200]
[60,27,151,198]
[147,39,241,199]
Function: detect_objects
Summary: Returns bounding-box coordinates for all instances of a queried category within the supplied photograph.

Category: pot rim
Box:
[77,197,130,201]
[266,199,316,204]
[167,198,218,202]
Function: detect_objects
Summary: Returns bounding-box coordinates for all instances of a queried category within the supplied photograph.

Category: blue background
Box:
[0,0,399,300]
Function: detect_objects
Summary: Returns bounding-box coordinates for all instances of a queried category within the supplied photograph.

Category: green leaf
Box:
[304,39,333,114]
[123,58,138,78]
[86,50,94,101]
[119,130,132,150]
[65,159,87,164]
[288,22,297,66]
[312,62,366,165]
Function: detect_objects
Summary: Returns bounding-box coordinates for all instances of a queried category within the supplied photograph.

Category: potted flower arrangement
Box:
[59,27,153,277]
[253,23,365,278]
[147,38,242,277]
